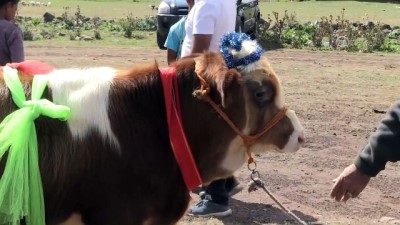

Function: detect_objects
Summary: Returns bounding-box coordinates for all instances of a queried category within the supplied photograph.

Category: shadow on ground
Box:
[216,199,319,225]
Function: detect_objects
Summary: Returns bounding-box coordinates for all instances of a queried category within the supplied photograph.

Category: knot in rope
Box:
[192,69,210,100]
[192,88,209,100]
[23,100,45,120]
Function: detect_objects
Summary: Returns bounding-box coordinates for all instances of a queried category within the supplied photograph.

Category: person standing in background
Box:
[181,0,242,218]
[180,0,236,57]
[164,0,195,65]
[0,0,24,66]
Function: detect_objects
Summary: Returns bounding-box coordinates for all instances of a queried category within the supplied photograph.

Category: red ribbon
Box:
[0,60,54,75]
[160,67,202,191]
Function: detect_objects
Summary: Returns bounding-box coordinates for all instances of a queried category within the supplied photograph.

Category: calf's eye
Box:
[254,85,274,105]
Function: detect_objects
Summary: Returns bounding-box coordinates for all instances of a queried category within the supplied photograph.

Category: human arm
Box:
[330,101,400,202]
[164,18,186,65]
[191,34,212,54]
[8,27,24,63]
[164,33,180,66]
[354,101,400,176]
[330,164,370,202]
[167,49,178,65]
[190,1,215,54]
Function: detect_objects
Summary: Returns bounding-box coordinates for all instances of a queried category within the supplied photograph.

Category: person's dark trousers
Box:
[206,178,229,206]
[225,176,238,191]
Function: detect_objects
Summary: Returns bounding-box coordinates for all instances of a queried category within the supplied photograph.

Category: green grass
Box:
[354,71,400,84]
[258,1,400,26]
[19,0,159,19]
[20,0,400,26]
[19,0,400,49]
[19,0,159,48]
[24,30,157,48]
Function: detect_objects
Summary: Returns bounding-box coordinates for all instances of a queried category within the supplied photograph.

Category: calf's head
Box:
[194,39,304,159]
[238,56,305,154]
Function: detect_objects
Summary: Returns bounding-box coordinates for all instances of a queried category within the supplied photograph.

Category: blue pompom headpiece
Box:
[220,32,264,69]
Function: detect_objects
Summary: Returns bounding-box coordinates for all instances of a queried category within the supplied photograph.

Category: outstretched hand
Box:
[330,164,371,202]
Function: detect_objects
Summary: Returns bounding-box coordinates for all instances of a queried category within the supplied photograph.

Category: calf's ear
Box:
[216,68,240,108]
[194,52,240,108]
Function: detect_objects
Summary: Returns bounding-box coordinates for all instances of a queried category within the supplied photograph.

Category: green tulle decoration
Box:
[0,67,70,225]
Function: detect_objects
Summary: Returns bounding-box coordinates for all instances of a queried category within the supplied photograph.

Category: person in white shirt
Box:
[180,0,236,57]
[181,0,242,218]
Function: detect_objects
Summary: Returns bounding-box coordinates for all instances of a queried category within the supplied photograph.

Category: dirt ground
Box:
[26,45,400,225]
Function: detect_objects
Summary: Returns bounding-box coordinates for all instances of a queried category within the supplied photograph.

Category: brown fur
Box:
[0,52,296,225]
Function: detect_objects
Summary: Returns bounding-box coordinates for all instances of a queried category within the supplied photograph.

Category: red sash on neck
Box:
[159,67,202,191]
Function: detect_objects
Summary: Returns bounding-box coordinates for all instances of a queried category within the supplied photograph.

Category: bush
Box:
[256,8,400,53]
[13,4,399,53]
[119,14,157,38]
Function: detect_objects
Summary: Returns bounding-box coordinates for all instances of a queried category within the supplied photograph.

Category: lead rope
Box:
[247,164,309,225]
[192,74,254,164]
[193,71,308,225]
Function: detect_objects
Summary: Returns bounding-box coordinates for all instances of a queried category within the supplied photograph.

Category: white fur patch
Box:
[240,60,263,73]
[280,110,304,153]
[220,136,248,173]
[43,67,119,148]
[276,91,284,108]
[250,143,277,154]
[244,110,304,154]
[268,72,284,109]
[222,109,303,170]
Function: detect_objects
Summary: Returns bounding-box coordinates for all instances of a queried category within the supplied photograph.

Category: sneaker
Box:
[199,190,207,199]
[192,185,205,195]
[188,197,232,217]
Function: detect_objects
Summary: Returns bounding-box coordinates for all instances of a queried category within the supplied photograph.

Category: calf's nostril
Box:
[298,132,305,145]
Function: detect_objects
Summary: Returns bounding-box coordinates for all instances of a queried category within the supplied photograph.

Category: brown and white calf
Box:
[0,51,304,225]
